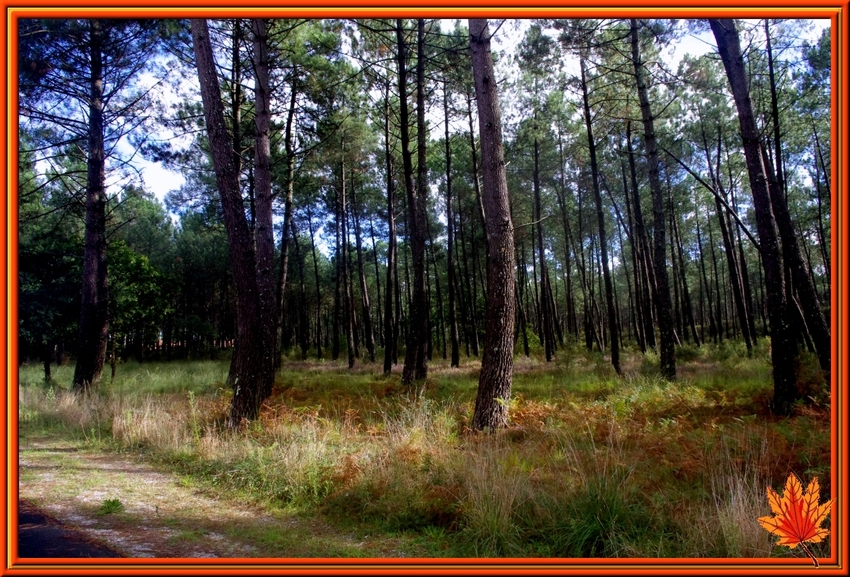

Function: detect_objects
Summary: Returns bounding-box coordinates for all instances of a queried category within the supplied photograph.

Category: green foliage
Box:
[108,240,170,357]
[17,137,84,364]
[675,344,703,363]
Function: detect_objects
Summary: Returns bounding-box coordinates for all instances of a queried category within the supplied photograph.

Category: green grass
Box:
[17,341,832,559]
[166,528,208,546]
[18,359,230,396]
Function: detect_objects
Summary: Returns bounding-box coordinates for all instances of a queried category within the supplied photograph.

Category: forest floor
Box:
[15,347,833,563]
[17,434,431,560]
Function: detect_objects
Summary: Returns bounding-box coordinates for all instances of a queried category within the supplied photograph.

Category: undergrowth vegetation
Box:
[18,341,831,559]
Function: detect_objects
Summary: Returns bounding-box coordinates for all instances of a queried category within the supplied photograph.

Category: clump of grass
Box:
[639,350,660,375]
[18,360,229,397]
[793,351,829,404]
[107,360,229,396]
[457,438,529,556]
[679,431,776,557]
[707,339,750,362]
[18,363,75,389]
[541,423,660,558]
[96,498,124,516]
[321,396,466,533]
[710,465,773,557]
[111,394,196,451]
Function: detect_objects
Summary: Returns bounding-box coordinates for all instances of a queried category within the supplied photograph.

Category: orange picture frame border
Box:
[2,3,847,575]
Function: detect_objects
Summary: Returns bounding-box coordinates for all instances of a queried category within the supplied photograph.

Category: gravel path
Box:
[17,438,417,559]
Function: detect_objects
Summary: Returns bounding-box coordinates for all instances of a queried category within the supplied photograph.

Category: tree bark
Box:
[631,19,675,379]
[251,18,277,390]
[710,18,800,415]
[399,19,429,385]
[458,167,481,357]
[383,86,397,374]
[763,20,831,383]
[444,81,461,368]
[73,19,109,392]
[580,55,619,374]
[466,90,489,258]
[191,19,271,425]
[469,19,516,432]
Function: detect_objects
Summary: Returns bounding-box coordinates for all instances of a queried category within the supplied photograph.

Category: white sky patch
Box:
[664,28,715,68]
[136,156,187,199]
[664,18,831,69]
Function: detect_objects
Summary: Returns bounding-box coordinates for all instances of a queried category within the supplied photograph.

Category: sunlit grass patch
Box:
[591,374,716,422]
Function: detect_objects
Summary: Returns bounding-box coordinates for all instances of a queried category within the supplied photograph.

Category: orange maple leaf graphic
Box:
[757,472,833,567]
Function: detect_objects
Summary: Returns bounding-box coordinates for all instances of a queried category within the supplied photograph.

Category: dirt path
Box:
[18,437,423,559]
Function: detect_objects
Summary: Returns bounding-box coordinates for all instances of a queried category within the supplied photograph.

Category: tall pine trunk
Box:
[368,214,384,347]
[306,206,323,359]
[399,19,429,385]
[290,220,310,360]
[579,55,619,374]
[351,182,376,363]
[191,19,271,425]
[709,18,799,415]
[626,122,656,350]
[620,158,646,352]
[382,87,397,373]
[469,19,516,432]
[631,19,675,379]
[73,19,109,392]
[533,131,555,362]
[251,18,277,393]
[276,83,298,368]
[555,130,578,340]
[443,81,461,368]
[763,20,831,383]
[339,142,357,369]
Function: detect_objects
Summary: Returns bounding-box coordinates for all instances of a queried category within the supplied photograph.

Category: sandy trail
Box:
[18,437,413,560]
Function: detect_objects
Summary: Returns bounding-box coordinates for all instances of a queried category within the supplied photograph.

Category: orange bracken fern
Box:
[757,472,833,567]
